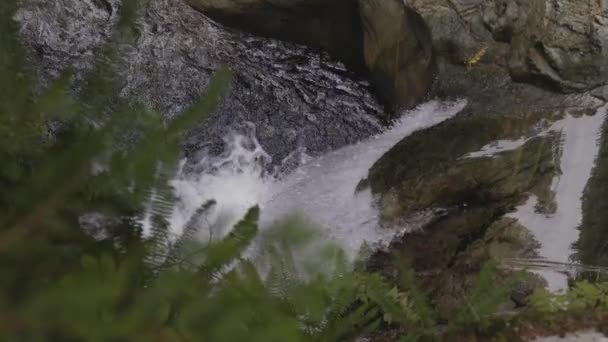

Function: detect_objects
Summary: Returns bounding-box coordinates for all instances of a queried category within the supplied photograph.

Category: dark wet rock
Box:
[510,286,532,308]
[358,0,436,111]
[592,85,608,102]
[407,0,608,92]
[187,0,437,115]
[369,191,544,318]
[366,63,605,319]
[483,218,539,262]
[15,0,384,167]
[369,63,605,212]
[374,134,557,222]
[13,0,120,85]
[369,205,513,319]
[369,208,543,318]
[369,65,563,213]
[186,0,366,71]
[511,277,539,307]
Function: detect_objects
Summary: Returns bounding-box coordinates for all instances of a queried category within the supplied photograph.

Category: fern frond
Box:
[143,214,171,275]
[198,206,259,279]
[163,200,217,269]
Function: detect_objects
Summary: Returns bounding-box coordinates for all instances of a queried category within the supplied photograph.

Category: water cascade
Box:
[168,100,467,259]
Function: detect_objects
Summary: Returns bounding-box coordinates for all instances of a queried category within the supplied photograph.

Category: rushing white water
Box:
[534,331,608,342]
[168,100,467,259]
[468,105,607,292]
[463,122,554,159]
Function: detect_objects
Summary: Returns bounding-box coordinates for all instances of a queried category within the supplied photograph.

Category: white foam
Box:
[168,100,467,259]
[169,124,271,242]
[463,136,530,159]
[534,330,608,342]
[463,120,554,159]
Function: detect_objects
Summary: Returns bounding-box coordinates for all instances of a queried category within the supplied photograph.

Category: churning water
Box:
[167,100,467,259]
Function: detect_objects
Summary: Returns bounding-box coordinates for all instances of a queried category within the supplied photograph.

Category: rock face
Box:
[358,0,608,319]
[188,0,608,112]
[186,0,366,71]
[187,0,437,114]
[358,0,436,110]
[407,0,608,92]
[15,0,384,168]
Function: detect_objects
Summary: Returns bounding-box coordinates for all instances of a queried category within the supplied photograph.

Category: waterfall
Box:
[167,100,467,259]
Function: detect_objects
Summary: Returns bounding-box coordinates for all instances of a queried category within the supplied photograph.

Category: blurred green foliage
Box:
[451,262,513,330]
[530,280,608,314]
[3,207,420,342]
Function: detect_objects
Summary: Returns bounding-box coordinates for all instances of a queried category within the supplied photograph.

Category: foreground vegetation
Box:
[0,1,420,340]
[2,0,608,341]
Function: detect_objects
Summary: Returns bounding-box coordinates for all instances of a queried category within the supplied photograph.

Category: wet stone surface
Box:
[367,62,608,317]
[16,0,385,170]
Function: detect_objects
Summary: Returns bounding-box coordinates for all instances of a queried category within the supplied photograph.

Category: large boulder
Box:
[187,0,437,115]
[358,0,436,111]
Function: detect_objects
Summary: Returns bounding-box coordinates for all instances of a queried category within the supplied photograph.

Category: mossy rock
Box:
[370,117,559,222]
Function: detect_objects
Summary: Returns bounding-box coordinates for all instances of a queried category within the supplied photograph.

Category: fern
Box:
[395,260,436,327]
[161,199,217,269]
[143,213,172,276]
[198,207,260,280]
[530,280,608,314]
[452,262,512,329]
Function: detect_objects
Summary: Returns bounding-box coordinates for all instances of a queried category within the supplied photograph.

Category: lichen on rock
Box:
[407,0,608,92]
